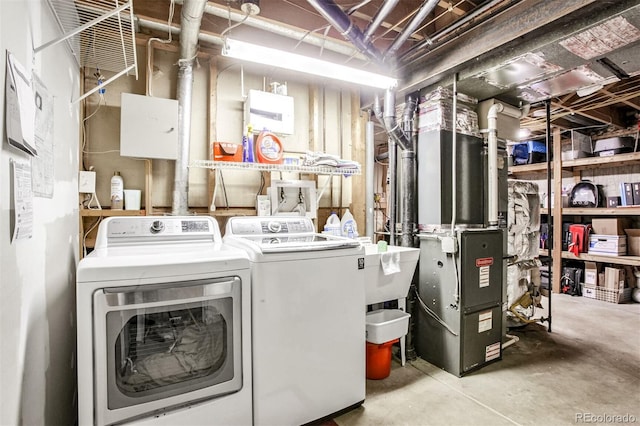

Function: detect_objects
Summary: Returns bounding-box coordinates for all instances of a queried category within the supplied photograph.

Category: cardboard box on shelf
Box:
[591,218,631,235]
[598,272,605,288]
[584,262,599,287]
[625,229,640,256]
[588,235,627,256]
[604,267,626,290]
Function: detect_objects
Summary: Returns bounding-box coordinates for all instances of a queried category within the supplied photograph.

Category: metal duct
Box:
[363,0,399,42]
[137,17,224,46]
[398,0,505,64]
[373,94,396,245]
[173,0,207,215]
[399,94,418,248]
[383,89,411,151]
[171,0,366,60]
[385,0,439,57]
[306,0,384,63]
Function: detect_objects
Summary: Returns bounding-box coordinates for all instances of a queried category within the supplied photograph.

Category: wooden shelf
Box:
[508,163,549,174]
[560,251,640,266]
[538,249,640,266]
[560,207,640,216]
[210,208,256,217]
[509,152,640,175]
[80,209,146,217]
[564,151,640,170]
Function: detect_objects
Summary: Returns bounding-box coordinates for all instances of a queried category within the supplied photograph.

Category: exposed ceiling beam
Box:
[438,0,466,16]
[551,102,625,128]
[350,10,425,40]
[601,89,640,111]
[399,0,601,95]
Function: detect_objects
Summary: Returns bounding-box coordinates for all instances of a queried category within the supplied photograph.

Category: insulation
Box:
[507,180,540,261]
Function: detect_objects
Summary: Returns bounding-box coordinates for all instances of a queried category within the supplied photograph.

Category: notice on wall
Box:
[5,51,37,156]
[10,159,34,242]
[31,74,54,198]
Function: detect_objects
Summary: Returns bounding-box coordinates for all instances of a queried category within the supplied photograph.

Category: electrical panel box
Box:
[245,89,294,135]
[120,93,179,160]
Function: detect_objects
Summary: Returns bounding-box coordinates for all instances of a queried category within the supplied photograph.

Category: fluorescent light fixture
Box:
[222,38,397,89]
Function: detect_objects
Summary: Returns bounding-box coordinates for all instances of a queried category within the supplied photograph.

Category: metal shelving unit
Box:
[190,159,362,176]
[40,0,138,103]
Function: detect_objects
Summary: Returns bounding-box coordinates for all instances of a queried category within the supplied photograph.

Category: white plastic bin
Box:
[365,309,411,344]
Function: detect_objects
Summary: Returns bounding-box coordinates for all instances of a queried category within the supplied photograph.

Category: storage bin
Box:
[366,339,398,380]
[365,309,411,344]
[595,286,632,304]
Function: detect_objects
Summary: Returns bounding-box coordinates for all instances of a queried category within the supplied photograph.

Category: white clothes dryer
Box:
[76,216,252,426]
[224,216,366,426]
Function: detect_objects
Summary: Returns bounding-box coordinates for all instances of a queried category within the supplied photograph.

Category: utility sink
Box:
[363,244,420,305]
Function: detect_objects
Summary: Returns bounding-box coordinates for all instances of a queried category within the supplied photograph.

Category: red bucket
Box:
[366,339,398,380]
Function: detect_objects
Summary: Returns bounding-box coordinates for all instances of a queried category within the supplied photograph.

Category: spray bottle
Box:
[243,124,255,163]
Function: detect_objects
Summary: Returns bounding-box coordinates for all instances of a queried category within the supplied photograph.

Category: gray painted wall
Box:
[1,1,80,424]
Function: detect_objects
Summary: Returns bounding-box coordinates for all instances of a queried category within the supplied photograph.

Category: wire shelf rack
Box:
[190,160,362,176]
[40,0,138,102]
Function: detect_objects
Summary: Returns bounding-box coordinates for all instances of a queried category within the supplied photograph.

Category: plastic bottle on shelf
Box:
[324,212,341,236]
[110,171,124,210]
[340,208,358,238]
[256,130,284,164]
[243,124,255,163]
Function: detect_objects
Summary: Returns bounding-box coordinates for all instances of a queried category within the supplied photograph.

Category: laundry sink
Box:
[363,244,420,305]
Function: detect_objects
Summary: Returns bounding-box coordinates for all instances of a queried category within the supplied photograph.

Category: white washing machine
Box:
[76,216,252,426]
[224,216,366,426]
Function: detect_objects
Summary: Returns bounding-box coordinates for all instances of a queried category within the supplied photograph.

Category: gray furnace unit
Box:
[416,229,503,376]
[415,128,505,376]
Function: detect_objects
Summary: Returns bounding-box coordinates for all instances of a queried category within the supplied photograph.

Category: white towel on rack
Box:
[380,251,400,275]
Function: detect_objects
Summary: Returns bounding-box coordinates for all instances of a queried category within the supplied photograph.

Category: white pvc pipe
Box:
[366,120,375,238]
[487,102,504,227]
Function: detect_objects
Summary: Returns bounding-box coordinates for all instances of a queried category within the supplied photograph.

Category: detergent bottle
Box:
[256,130,284,164]
[340,208,358,238]
[323,212,341,236]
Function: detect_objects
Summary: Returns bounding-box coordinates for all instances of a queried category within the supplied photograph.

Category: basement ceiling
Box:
[130,0,640,139]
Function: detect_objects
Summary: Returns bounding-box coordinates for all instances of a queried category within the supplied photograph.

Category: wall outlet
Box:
[79,171,96,193]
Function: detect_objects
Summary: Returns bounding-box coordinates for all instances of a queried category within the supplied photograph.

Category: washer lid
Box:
[77,243,250,283]
[236,233,360,253]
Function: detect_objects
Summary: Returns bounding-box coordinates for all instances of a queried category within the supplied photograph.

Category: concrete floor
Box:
[335,294,640,426]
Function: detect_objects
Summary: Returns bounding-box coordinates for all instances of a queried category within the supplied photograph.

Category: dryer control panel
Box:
[95,216,221,248]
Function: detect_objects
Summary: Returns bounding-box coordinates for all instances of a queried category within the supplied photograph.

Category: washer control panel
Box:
[228,217,315,235]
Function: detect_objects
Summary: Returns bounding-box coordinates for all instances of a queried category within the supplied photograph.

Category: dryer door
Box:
[92,277,242,426]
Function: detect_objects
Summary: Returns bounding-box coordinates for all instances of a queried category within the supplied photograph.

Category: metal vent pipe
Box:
[385,0,439,57]
[173,0,207,215]
[363,0,400,42]
[306,0,384,63]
